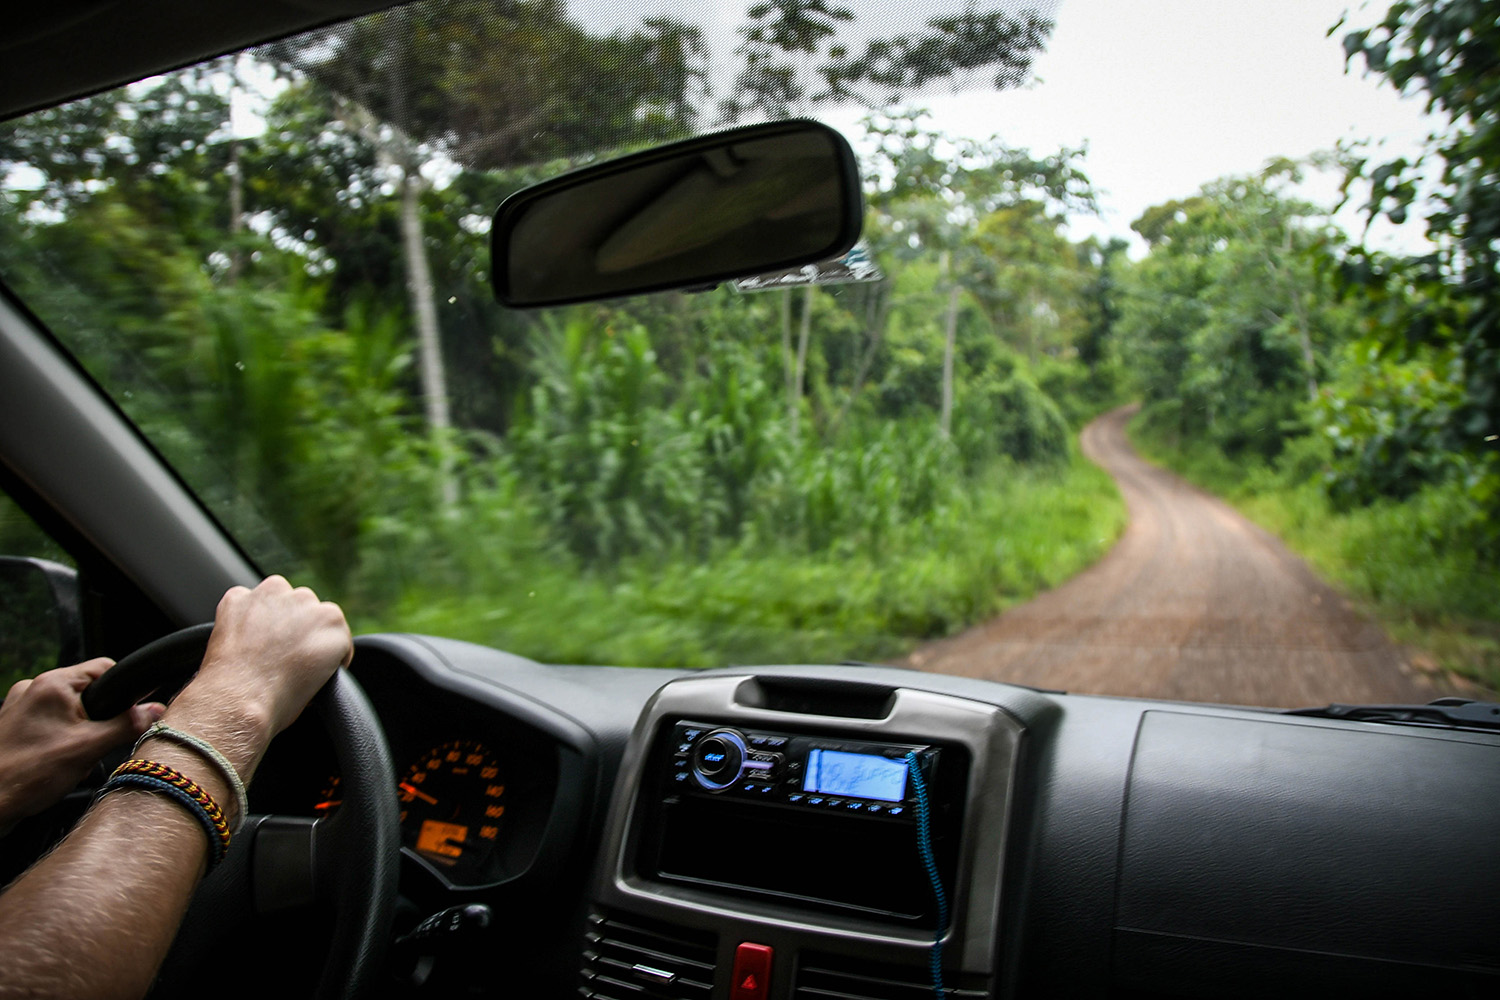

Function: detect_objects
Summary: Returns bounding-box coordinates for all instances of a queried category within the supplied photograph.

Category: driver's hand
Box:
[166,576,352,763]
[0,659,166,833]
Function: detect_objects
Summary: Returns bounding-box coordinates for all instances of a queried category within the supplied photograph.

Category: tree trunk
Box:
[1283,229,1318,402]
[331,92,458,505]
[398,165,457,506]
[1028,290,1039,362]
[940,283,960,439]
[834,280,892,433]
[792,285,814,439]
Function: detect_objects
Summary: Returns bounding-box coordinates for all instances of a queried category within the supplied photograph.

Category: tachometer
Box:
[399,740,506,879]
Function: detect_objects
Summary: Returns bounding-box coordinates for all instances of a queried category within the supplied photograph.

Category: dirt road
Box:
[908,404,1432,707]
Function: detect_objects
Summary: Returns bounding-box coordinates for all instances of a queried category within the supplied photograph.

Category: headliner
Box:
[0,1,402,121]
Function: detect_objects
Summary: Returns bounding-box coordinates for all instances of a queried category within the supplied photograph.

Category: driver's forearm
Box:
[0,682,271,1000]
[0,790,208,1000]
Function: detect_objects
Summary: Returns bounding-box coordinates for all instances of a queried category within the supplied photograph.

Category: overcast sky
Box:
[820,0,1437,254]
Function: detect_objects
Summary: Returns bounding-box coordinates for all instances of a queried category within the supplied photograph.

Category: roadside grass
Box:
[354,446,1126,668]
[1129,418,1500,696]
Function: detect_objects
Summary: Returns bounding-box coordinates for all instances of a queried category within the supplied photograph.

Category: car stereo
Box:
[665,721,938,818]
[638,720,965,924]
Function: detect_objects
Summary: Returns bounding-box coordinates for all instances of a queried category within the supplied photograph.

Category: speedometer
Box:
[399,740,506,879]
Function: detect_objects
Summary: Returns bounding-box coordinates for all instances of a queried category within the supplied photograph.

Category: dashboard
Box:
[246,632,1500,999]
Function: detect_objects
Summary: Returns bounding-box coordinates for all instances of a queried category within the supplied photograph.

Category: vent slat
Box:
[582,911,719,1000]
[594,955,714,990]
[589,936,716,973]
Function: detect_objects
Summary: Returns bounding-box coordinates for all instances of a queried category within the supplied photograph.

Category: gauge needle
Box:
[399,781,438,805]
[314,800,341,811]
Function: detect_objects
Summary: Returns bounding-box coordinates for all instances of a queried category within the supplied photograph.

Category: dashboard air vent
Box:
[580,911,718,1000]
[794,952,989,1000]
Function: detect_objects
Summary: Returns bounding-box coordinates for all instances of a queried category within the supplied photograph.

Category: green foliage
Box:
[0,568,61,691]
[0,496,75,688]
[507,309,1078,567]
[513,316,723,562]
[1336,0,1500,553]
[1119,166,1349,460]
[359,451,1125,667]
[265,1,707,169]
[952,373,1069,469]
[0,18,1138,670]
[1316,341,1474,503]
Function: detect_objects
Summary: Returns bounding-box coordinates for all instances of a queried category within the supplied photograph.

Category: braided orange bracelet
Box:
[106,759,233,864]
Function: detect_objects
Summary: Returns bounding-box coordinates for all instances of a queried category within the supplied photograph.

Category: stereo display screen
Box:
[803,749,909,802]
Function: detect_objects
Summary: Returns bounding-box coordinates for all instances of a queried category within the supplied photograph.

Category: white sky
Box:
[823,0,1437,255]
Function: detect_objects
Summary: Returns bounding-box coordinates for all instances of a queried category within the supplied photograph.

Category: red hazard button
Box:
[729,942,773,1000]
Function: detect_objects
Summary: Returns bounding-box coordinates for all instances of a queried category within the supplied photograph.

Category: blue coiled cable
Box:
[906,750,947,998]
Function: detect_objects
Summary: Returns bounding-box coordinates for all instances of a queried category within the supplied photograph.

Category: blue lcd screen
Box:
[802,749,909,802]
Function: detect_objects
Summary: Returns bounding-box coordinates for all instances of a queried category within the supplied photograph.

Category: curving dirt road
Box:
[907,404,1433,708]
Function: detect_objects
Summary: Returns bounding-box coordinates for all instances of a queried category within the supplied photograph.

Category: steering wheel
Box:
[80,624,399,1000]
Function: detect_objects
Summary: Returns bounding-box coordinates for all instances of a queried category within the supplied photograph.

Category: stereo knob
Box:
[690,729,747,791]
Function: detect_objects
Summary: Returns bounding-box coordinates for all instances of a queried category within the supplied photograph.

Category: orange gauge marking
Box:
[416,819,468,859]
[399,781,439,806]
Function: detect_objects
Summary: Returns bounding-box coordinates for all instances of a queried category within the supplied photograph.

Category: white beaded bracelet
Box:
[135,722,249,834]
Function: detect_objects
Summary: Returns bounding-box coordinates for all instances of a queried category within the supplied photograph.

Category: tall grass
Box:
[354,447,1125,668]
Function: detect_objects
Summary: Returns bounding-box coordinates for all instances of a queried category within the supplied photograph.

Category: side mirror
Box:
[492,119,863,308]
[0,556,84,678]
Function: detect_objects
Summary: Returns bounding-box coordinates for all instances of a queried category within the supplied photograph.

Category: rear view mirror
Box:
[492,120,862,308]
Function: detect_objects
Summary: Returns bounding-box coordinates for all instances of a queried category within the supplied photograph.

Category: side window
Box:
[0,491,77,690]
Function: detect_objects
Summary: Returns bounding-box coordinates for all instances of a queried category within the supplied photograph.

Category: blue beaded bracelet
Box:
[98,772,229,870]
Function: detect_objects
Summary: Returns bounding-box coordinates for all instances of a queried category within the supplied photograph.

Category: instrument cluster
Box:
[256,651,565,892]
[314,738,515,885]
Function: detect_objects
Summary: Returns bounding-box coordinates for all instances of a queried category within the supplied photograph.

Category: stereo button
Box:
[691,729,748,791]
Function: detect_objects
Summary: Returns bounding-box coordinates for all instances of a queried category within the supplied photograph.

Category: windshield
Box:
[1,0,1494,707]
